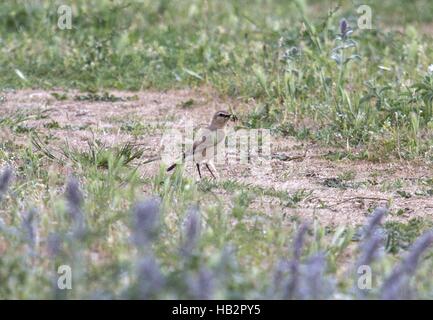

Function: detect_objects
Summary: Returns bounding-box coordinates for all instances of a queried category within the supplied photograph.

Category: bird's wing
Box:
[181,127,222,159]
[192,133,209,153]
[192,127,224,153]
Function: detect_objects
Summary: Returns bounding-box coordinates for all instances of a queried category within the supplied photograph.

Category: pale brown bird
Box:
[167,110,236,179]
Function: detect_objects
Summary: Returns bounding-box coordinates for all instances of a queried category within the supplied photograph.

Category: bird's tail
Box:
[166,163,177,172]
[166,152,188,172]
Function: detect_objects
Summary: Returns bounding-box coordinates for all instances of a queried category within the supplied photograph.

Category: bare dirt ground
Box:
[1,89,432,227]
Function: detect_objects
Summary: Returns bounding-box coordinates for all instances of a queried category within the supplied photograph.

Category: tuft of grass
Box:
[61,140,145,169]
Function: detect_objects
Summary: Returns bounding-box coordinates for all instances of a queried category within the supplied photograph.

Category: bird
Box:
[166,110,236,179]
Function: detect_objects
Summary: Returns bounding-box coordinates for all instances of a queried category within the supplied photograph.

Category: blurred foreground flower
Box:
[65,177,86,237]
[132,197,161,247]
[180,206,201,257]
[0,167,12,200]
[187,267,214,300]
[137,255,165,299]
[381,230,433,299]
[47,233,63,257]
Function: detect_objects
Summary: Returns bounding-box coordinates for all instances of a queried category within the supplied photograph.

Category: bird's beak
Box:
[230,114,238,122]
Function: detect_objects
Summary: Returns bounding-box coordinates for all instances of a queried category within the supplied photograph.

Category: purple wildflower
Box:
[47,233,62,257]
[21,209,38,249]
[284,223,309,299]
[364,207,387,239]
[181,206,201,257]
[299,252,331,299]
[340,19,348,36]
[65,177,85,236]
[0,167,12,200]
[187,267,214,300]
[293,223,309,260]
[357,234,383,269]
[352,208,387,297]
[339,18,353,40]
[132,197,161,247]
[270,259,290,298]
[355,207,387,267]
[137,255,164,299]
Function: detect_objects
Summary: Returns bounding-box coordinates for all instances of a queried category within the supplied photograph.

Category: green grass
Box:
[1,0,433,299]
[2,0,433,159]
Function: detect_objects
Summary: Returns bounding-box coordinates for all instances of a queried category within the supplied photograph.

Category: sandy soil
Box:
[1,88,432,227]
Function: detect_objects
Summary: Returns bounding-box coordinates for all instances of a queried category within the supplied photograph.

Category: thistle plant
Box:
[331,18,361,88]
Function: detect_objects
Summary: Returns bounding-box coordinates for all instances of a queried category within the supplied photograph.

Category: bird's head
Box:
[210,110,237,129]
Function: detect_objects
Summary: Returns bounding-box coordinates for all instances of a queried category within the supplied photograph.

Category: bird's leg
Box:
[205,163,217,179]
[207,161,220,179]
[196,163,202,179]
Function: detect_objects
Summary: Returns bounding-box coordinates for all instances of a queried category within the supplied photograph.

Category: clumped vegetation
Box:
[1,169,433,299]
[1,0,433,299]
